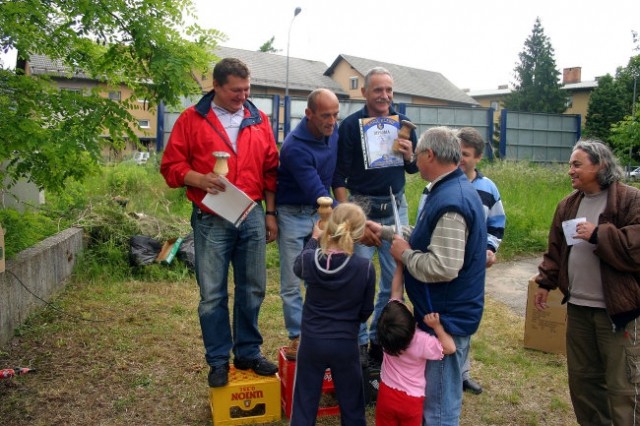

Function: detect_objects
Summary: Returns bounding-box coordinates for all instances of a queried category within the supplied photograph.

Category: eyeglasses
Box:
[413,150,427,161]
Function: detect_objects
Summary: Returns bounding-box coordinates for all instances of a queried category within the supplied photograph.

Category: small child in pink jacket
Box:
[375,264,456,425]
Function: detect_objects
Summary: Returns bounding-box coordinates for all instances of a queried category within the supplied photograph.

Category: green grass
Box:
[480,160,573,259]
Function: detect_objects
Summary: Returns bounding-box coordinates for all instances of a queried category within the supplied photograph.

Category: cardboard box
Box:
[209,366,281,425]
[0,225,5,273]
[524,275,567,355]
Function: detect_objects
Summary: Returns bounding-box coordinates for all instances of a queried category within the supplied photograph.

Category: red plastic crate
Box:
[278,346,340,418]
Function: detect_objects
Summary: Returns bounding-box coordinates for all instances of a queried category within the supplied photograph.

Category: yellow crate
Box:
[209,367,281,425]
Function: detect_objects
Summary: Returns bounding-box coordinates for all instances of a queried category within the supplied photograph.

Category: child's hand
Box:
[423,313,441,328]
[312,221,323,239]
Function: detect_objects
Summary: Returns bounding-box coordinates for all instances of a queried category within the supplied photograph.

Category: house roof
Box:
[28,47,347,96]
[467,79,599,99]
[27,54,93,80]
[324,54,478,106]
[466,87,512,98]
[214,46,347,96]
[561,80,598,91]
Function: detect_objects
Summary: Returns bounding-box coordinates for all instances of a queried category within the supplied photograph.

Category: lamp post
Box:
[285,6,302,99]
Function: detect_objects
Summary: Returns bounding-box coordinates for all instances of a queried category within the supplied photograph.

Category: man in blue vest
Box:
[369,126,486,425]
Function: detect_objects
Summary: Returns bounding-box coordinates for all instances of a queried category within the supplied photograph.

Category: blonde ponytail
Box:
[320,203,366,255]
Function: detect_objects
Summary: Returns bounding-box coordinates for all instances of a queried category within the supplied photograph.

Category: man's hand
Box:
[390,235,410,262]
[486,250,496,268]
[265,216,278,244]
[574,220,596,242]
[184,170,226,194]
[199,172,227,194]
[358,224,381,247]
[534,287,549,311]
[395,138,414,162]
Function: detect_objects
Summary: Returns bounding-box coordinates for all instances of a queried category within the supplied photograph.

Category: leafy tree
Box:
[584,74,627,142]
[0,0,225,193]
[259,36,280,53]
[504,17,566,113]
[613,54,640,119]
[587,31,639,164]
[609,108,640,165]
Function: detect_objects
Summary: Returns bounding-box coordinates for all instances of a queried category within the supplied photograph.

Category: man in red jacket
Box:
[161,57,279,387]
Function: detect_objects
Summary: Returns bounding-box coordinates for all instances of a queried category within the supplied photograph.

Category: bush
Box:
[0,209,65,259]
[1,160,575,277]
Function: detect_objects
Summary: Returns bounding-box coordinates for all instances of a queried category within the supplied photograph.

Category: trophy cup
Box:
[212,151,230,177]
[392,120,417,152]
[316,196,333,230]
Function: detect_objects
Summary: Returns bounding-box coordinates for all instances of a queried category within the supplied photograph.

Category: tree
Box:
[258,36,280,53]
[609,108,640,165]
[608,54,640,165]
[586,31,639,164]
[0,0,225,193]
[504,17,566,114]
[584,74,627,142]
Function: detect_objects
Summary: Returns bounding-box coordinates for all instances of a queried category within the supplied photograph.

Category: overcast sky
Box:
[193,0,639,90]
[2,0,637,91]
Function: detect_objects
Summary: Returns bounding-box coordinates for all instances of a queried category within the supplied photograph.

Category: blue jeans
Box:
[423,334,470,426]
[276,204,318,339]
[191,206,267,367]
[355,194,409,346]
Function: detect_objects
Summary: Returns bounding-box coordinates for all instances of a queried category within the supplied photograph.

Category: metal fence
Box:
[160,95,582,164]
[499,110,581,162]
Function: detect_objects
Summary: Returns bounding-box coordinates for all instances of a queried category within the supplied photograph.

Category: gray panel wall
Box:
[160,96,580,165]
[501,110,580,163]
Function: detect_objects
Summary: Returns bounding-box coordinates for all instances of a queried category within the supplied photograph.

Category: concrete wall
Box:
[0,227,84,348]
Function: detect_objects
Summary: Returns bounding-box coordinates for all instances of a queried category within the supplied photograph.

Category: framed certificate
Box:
[359,115,403,169]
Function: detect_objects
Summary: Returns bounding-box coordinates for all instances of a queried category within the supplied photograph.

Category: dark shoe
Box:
[208,363,229,387]
[234,355,278,376]
[284,337,299,361]
[463,378,483,395]
[359,344,369,368]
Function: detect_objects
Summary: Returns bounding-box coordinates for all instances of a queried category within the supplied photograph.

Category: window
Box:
[350,77,359,90]
[565,96,573,108]
[108,91,121,101]
[138,120,150,129]
[490,101,500,111]
[62,87,83,94]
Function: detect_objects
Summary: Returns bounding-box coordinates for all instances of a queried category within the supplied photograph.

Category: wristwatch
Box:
[265,210,278,217]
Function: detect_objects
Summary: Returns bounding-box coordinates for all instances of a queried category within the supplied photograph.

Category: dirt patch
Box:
[486,255,541,317]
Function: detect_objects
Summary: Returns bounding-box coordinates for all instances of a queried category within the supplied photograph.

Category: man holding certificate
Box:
[160,58,279,388]
[333,66,418,367]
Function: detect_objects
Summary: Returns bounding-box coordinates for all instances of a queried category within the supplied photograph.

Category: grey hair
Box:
[415,126,461,165]
[364,67,392,89]
[573,139,624,188]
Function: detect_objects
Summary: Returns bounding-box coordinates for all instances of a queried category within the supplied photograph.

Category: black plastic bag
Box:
[129,235,162,266]
[177,232,195,272]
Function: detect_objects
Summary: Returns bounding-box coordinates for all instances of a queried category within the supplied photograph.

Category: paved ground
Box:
[485,255,542,317]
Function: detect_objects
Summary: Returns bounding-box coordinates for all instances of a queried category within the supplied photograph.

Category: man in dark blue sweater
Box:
[333,67,418,366]
[275,88,340,360]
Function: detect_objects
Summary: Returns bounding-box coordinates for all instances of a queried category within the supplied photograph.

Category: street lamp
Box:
[285,7,302,99]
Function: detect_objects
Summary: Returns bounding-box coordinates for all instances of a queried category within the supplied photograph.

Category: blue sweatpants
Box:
[290,336,366,426]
